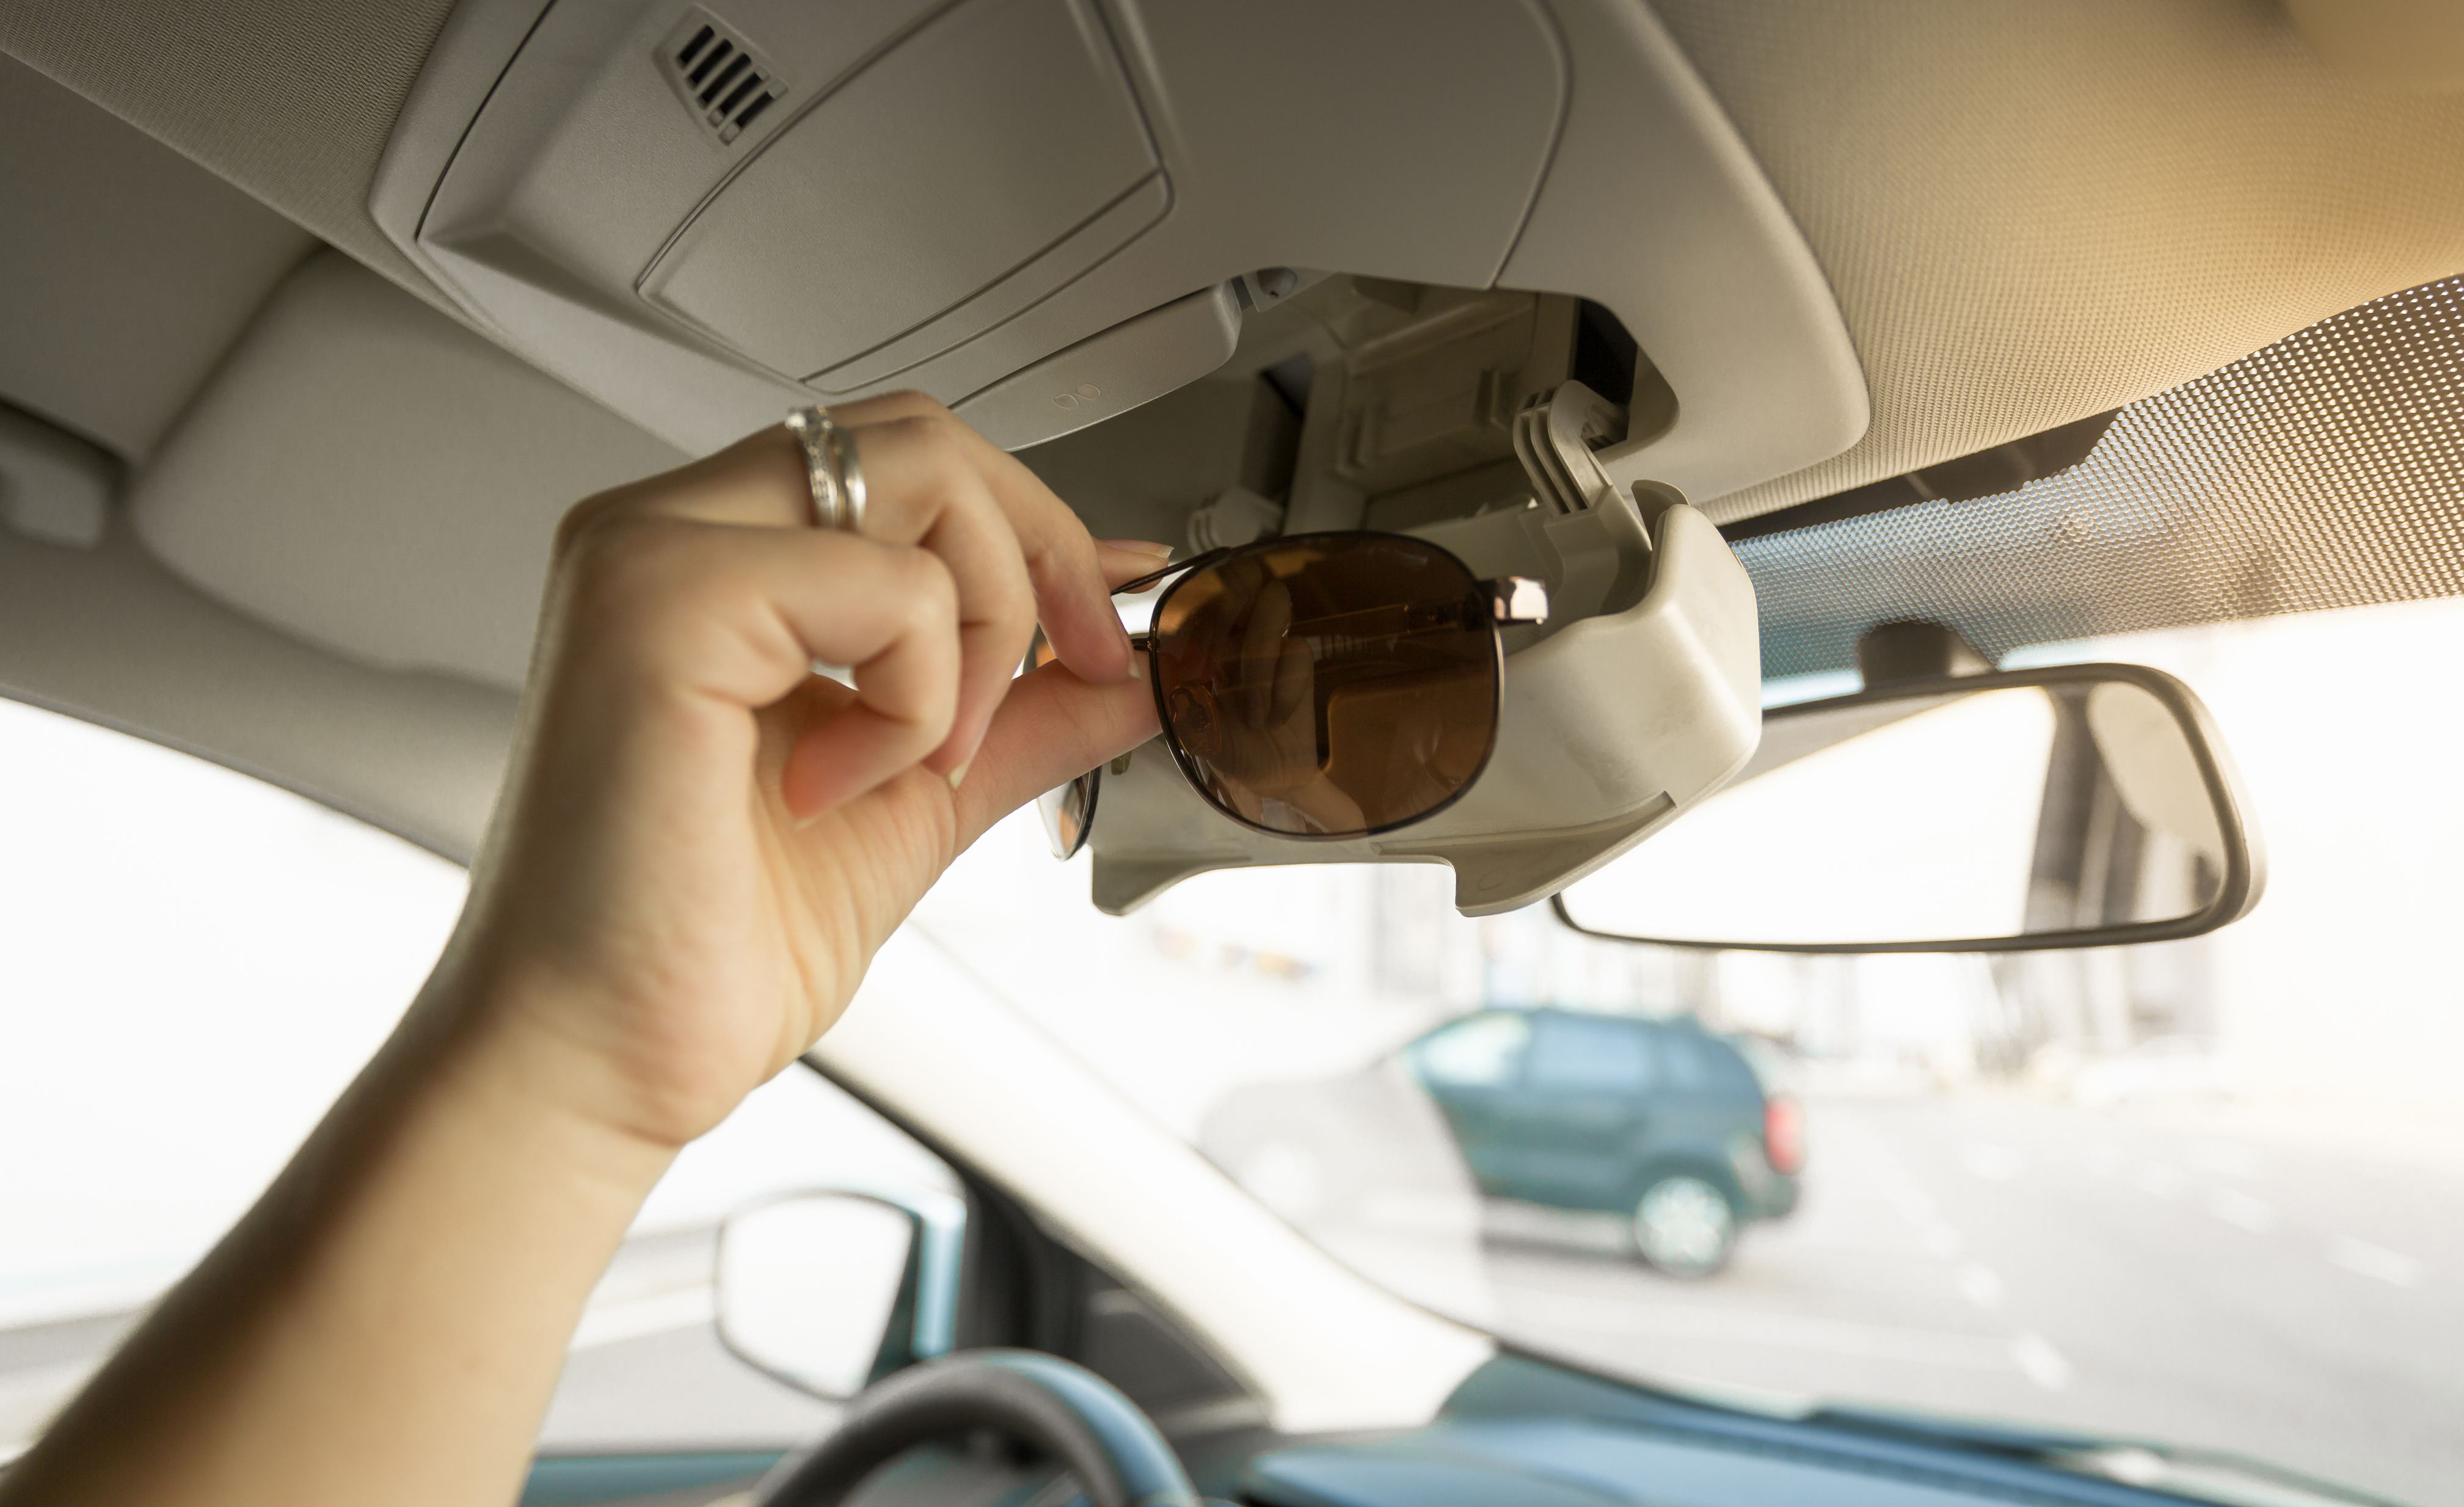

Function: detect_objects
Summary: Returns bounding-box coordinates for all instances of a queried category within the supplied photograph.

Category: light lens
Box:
[1147,534,1499,838]
[1037,770,1098,860]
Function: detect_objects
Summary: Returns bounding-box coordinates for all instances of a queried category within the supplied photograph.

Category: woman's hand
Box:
[0,396,1160,1507]
[434,393,1164,1150]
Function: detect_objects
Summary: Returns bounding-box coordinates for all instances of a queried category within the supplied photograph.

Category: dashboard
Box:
[523,1356,2234,1507]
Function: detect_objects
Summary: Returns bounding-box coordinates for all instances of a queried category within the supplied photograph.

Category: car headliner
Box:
[4,1,2464,859]
[9,0,2464,520]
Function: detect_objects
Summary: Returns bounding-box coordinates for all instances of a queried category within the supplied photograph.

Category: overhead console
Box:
[374,0,1867,503]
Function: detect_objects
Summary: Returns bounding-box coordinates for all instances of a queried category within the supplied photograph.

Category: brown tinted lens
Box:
[1148,535,1498,837]
[1038,769,1098,859]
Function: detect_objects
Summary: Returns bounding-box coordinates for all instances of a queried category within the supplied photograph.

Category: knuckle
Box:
[883,410,958,456]
[922,459,980,512]
[877,389,953,422]
[869,415,976,510]
[990,569,1037,629]
[901,547,961,615]
[553,487,632,557]
[886,409,977,473]
[561,516,689,622]
[921,680,960,739]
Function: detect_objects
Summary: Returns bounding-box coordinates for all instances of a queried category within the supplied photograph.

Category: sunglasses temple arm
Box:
[1111,553,1544,642]
[1112,546,1234,598]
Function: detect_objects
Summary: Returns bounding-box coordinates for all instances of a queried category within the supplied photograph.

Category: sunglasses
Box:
[1033,531,1548,856]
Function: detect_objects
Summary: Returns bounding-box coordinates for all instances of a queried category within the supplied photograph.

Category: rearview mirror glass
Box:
[714,1191,924,1400]
[1553,665,2262,952]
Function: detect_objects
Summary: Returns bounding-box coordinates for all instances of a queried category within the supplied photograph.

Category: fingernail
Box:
[1102,538,1176,561]
[1126,653,1146,682]
[947,760,971,790]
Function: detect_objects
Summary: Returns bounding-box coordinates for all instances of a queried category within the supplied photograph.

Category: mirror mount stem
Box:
[1856,619,1993,688]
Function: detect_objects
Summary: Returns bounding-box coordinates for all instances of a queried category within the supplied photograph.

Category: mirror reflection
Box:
[1556,670,2248,951]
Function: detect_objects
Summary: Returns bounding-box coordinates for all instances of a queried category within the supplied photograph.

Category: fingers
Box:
[837,416,1037,775]
[831,393,1134,685]
[556,427,812,537]
[775,545,960,815]
[952,663,1159,850]
[560,395,1148,789]
[557,517,961,816]
[1097,539,1177,587]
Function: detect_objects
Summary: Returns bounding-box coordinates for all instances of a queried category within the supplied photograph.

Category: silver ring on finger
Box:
[784,406,866,533]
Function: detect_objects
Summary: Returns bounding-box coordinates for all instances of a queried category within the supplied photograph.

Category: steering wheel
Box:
[758,1349,1203,1507]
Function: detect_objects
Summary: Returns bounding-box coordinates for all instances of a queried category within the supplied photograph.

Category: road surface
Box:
[1479,1092,2461,1507]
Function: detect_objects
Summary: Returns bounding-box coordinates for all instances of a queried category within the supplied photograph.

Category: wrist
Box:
[392,964,687,1199]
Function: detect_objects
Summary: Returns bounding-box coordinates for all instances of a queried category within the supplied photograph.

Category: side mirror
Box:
[713,1188,964,1400]
[1553,664,2263,953]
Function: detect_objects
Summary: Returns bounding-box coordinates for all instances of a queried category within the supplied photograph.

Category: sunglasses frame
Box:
[1038,765,1101,860]
[1116,531,1520,843]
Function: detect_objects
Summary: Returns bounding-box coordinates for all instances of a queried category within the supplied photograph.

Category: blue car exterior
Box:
[1405,1008,1801,1245]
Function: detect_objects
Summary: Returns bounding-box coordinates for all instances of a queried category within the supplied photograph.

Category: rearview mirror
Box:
[1553,664,2262,953]
[713,1189,963,1400]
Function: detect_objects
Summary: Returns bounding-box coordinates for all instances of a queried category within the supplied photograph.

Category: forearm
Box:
[0,974,675,1507]
[0,409,1151,1506]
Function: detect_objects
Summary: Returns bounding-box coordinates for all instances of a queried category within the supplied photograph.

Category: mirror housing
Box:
[1553,663,2264,953]
[713,1188,964,1400]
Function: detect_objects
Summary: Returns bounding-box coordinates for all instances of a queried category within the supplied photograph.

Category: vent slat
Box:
[687,39,732,85]
[661,13,784,147]
[699,52,752,105]
[717,72,764,117]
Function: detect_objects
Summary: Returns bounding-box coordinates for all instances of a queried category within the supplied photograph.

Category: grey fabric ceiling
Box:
[0,0,456,311]
[1650,0,2464,521]
[11,1,2464,515]
[0,54,311,462]
[1746,275,2464,678]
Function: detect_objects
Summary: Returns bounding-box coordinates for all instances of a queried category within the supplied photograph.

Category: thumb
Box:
[950,662,1159,848]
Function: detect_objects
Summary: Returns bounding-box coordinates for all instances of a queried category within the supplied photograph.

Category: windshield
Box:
[906,592,2463,1507]
[4,604,2452,1503]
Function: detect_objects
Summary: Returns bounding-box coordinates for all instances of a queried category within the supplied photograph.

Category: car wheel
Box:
[1631,1174,1738,1277]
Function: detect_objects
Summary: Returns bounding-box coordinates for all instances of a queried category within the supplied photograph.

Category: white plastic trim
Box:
[1501,0,1870,504]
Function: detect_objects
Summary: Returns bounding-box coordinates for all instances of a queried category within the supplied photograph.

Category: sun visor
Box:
[126,253,686,689]
[371,0,1866,498]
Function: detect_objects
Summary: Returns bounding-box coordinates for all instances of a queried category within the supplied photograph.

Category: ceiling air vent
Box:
[658,10,786,146]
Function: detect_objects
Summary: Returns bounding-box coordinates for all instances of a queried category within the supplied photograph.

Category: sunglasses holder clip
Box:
[1086,490,1760,917]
